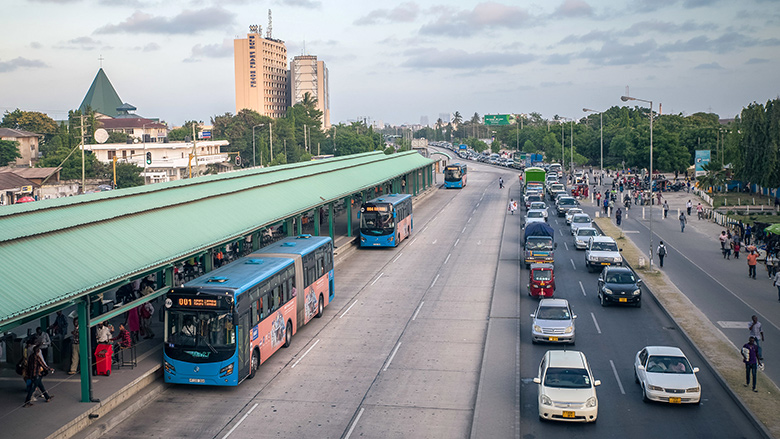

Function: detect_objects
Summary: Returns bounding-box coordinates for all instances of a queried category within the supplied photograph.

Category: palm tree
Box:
[471,112,481,138]
[697,162,727,192]
[453,111,463,126]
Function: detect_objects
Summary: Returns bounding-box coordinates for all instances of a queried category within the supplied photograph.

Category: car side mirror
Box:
[636,279,642,284]
[637,365,645,371]
[530,313,535,318]
[619,248,623,252]
[693,367,700,373]
[594,380,601,386]
[533,377,541,384]
[573,315,578,319]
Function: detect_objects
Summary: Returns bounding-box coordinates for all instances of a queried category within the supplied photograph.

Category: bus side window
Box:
[256,298,263,321]
[262,294,269,318]
[272,286,281,311]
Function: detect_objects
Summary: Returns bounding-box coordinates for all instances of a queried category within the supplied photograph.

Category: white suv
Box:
[585,236,622,272]
[534,350,600,423]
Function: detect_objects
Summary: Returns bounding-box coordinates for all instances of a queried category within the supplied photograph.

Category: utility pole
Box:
[80,114,86,192]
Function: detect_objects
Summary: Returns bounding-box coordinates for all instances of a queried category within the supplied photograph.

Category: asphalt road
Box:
[99,160,761,439]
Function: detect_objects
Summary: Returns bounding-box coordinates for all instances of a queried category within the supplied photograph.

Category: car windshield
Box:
[573,216,591,223]
[560,199,576,206]
[526,237,553,250]
[646,355,693,374]
[605,272,636,284]
[544,367,592,388]
[533,270,552,281]
[578,229,597,237]
[592,242,618,252]
[531,203,545,209]
[528,211,544,218]
[536,305,571,320]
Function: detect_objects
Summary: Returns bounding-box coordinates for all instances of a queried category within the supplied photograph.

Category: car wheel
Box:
[634,369,639,384]
[316,295,324,318]
[248,349,259,379]
[642,385,650,403]
[283,321,293,348]
[586,263,593,273]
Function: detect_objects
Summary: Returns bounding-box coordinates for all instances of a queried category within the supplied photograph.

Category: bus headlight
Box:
[164,360,176,375]
[220,363,234,377]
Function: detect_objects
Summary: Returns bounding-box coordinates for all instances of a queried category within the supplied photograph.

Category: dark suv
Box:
[556,197,578,217]
[597,266,642,307]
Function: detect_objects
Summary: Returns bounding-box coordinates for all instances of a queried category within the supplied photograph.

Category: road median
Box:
[595,217,779,438]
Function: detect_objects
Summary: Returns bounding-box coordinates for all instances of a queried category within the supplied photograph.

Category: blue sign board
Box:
[459,144,467,150]
[694,150,711,176]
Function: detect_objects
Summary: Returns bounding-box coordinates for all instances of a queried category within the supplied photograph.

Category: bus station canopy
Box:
[0,151,432,327]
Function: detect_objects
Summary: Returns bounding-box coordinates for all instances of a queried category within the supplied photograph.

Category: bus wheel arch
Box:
[248,348,260,379]
[283,320,293,348]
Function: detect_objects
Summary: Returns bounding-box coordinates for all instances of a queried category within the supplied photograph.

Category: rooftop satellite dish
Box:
[94,128,109,144]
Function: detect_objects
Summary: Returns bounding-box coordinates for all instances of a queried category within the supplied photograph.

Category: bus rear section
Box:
[359,194,413,247]
[444,164,467,188]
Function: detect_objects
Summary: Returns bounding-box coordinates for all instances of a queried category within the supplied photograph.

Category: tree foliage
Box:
[0,140,21,166]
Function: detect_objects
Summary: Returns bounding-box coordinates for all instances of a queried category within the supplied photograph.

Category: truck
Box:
[523,222,556,269]
[523,166,546,190]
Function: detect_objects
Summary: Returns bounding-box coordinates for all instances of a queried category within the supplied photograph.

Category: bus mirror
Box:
[393,211,397,218]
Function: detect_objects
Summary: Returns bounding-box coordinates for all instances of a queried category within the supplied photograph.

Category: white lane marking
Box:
[455,238,460,247]
[468,217,472,223]
[462,226,467,234]
[392,252,403,263]
[371,272,384,286]
[624,230,640,234]
[432,239,437,244]
[610,360,626,395]
[564,242,569,251]
[476,203,480,207]
[430,274,440,289]
[339,300,358,319]
[579,281,586,296]
[570,259,576,270]
[433,216,439,222]
[591,312,602,334]
[291,339,320,368]
[477,240,481,245]
[384,342,402,371]
[412,301,424,320]
[222,403,259,439]
[718,321,749,329]
[555,219,559,225]
[344,408,365,439]
[421,226,428,234]
[410,237,418,245]
[444,253,451,264]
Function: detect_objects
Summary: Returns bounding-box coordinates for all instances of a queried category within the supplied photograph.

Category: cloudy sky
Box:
[1,0,779,127]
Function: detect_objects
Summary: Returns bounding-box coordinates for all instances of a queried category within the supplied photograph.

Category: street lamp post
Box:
[252,124,263,167]
[561,120,565,169]
[621,94,654,268]
[583,108,603,181]
[570,119,574,172]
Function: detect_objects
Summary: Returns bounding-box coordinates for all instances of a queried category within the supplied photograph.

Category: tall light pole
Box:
[583,108,604,179]
[252,124,263,167]
[570,119,574,172]
[621,94,654,268]
[560,120,565,169]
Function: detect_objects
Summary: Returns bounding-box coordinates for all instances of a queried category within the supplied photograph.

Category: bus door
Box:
[237,312,250,377]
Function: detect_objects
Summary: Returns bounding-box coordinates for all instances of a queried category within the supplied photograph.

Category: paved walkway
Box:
[0,184,438,439]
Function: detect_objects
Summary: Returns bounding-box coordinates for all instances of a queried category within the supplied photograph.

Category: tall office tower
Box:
[420,116,429,126]
[234,24,288,118]
[438,113,452,124]
[290,55,331,130]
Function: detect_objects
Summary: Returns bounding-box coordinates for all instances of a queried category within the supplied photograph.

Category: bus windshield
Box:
[165,310,236,362]
[360,206,395,235]
[445,167,463,181]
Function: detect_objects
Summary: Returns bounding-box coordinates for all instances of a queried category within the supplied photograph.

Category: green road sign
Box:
[484,114,515,126]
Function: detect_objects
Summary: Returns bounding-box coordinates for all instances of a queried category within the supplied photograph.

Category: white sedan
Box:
[634,346,701,404]
[565,208,583,225]
[525,209,548,226]
[534,350,600,423]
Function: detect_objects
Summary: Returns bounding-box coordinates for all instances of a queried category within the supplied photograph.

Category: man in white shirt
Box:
[96,322,114,344]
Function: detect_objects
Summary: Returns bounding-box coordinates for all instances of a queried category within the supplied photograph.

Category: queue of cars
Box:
[523,170,700,424]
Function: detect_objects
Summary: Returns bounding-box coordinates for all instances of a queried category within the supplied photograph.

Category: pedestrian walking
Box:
[508,199,516,215]
[679,212,687,232]
[23,345,54,407]
[657,241,667,268]
[663,200,670,218]
[68,317,80,375]
[697,203,704,220]
[733,240,741,259]
[686,200,692,216]
[499,177,504,189]
[603,197,609,215]
[773,270,780,301]
[747,250,759,279]
[140,301,155,339]
[719,231,728,250]
[742,337,760,392]
[126,306,141,342]
[745,225,752,245]
[48,311,68,338]
[749,315,765,360]
[616,208,622,226]
[723,236,732,259]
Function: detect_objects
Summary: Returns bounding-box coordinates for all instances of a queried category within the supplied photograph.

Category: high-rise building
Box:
[290,55,330,130]
[234,25,288,118]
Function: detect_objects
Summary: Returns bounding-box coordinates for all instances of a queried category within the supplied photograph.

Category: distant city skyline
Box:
[1,1,779,127]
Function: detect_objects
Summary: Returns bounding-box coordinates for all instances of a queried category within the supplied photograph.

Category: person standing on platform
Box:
[68,317,80,375]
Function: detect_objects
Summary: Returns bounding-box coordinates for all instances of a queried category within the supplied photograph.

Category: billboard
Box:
[694,150,711,177]
[484,114,515,126]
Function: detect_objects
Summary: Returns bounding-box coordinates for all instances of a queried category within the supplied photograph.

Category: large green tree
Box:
[0,140,21,166]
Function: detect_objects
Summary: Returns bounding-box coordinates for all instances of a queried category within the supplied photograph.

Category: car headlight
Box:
[603,288,613,295]
[540,394,552,406]
[533,325,542,332]
[686,387,700,393]
[164,360,176,375]
[633,289,641,296]
[648,384,664,391]
[220,363,234,377]
[585,397,597,408]
[565,326,573,334]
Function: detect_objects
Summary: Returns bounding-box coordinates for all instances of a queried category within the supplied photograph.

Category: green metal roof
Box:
[0,151,432,325]
[79,68,123,117]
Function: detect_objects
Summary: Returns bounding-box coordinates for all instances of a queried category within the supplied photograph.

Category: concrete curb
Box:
[592,221,773,439]
[47,365,162,439]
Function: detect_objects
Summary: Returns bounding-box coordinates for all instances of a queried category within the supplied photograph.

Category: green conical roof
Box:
[79,68,123,117]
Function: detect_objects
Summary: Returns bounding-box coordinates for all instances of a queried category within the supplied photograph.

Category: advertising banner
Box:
[694,150,711,176]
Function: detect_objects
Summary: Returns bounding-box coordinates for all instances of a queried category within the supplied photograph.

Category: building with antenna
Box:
[234,11,288,119]
[289,55,330,129]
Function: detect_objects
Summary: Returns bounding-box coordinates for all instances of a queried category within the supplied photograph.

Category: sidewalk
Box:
[0,183,440,439]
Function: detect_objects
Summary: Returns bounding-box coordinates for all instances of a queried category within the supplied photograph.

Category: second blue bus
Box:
[444,163,468,188]
[358,193,413,247]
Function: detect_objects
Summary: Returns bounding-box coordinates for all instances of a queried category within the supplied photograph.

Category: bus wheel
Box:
[248,349,259,379]
[316,295,324,318]
[283,321,292,348]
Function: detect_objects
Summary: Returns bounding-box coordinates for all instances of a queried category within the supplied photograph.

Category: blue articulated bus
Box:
[358,193,413,247]
[444,163,468,188]
[163,235,334,386]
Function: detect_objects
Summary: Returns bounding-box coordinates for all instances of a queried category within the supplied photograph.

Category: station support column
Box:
[296,214,303,236]
[328,202,335,241]
[346,196,353,237]
[77,298,91,402]
[314,208,320,236]
[286,218,294,237]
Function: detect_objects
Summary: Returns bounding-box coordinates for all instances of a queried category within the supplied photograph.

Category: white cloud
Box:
[94,8,235,35]
[0,57,48,73]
